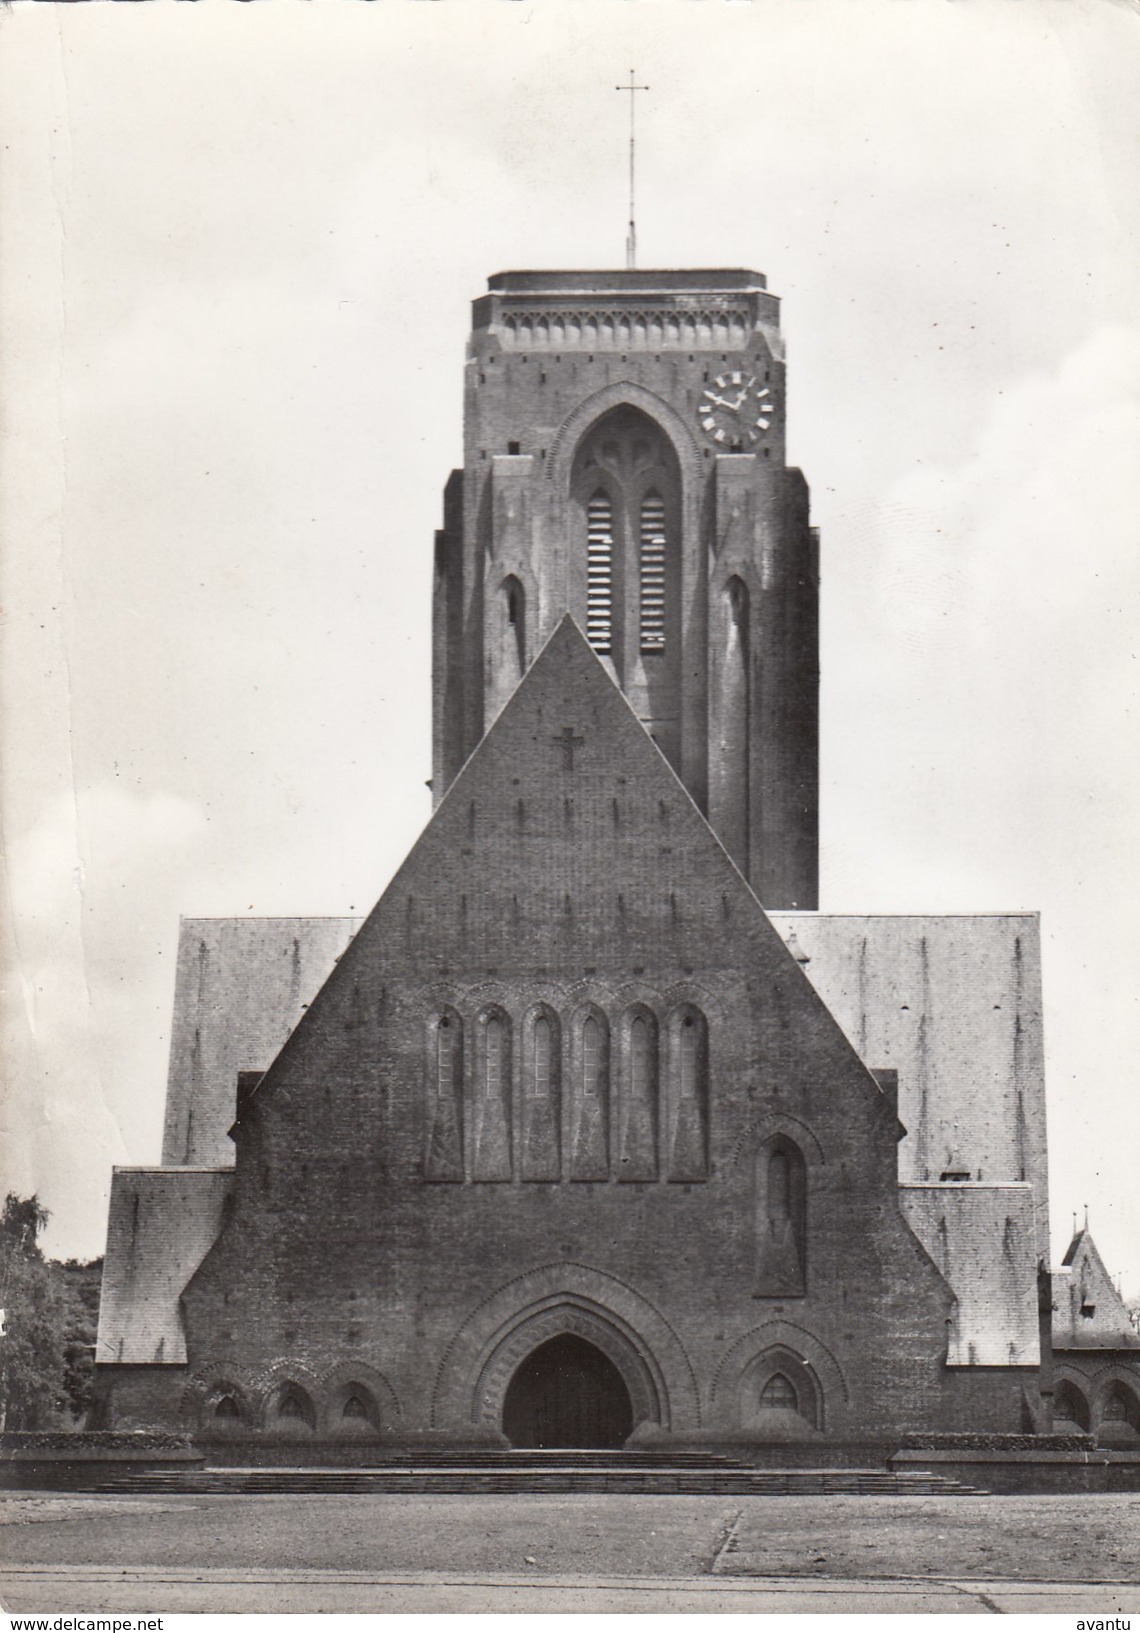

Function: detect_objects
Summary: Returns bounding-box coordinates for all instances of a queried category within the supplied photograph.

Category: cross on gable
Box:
[552,725,585,771]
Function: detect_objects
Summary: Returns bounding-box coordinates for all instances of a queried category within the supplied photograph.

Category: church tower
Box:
[432,270,819,910]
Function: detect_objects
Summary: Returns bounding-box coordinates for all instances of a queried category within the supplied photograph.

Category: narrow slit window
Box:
[639,491,667,652]
[586,492,614,655]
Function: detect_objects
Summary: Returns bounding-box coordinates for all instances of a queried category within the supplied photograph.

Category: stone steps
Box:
[93,1462,987,1497]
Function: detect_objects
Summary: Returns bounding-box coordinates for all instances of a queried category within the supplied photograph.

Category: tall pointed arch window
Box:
[570,406,682,770]
[437,1014,456,1100]
[639,491,667,652]
[666,1007,708,1181]
[570,1009,609,1182]
[521,1007,560,1181]
[630,1015,652,1100]
[679,1015,699,1099]
[503,575,526,678]
[425,1009,464,1182]
[471,1008,512,1182]
[617,1008,658,1181]
[586,492,614,654]
[485,1016,506,1100]
[755,1135,808,1296]
[531,1016,552,1098]
[582,1016,603,1097]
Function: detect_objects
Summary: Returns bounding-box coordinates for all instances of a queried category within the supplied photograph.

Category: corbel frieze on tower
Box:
[432,268,819,910]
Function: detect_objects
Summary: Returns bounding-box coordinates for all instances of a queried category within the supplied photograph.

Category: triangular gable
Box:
[312,615,804,978]
[244,618,889,1119]
[1054,1228,1140,1349]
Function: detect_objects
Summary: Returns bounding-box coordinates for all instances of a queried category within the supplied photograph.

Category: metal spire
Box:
[615,70,650,269]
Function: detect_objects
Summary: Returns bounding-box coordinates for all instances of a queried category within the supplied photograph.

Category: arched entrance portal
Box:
[502,1334,634,1449]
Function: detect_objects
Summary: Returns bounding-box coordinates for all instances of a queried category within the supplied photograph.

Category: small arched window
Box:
[586,491,614,655]
[278,1391,306,1420]
[1054,1379,1090,1432]
[342,1393,369,1420]
[1100,1385,1139,1431]
[760,1372,798,1412]
[639,491,667,652]
[214,1394,240,1421]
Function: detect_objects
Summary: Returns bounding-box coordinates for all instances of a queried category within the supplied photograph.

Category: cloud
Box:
[823,325,1140,1280]
[2,784,208,1258]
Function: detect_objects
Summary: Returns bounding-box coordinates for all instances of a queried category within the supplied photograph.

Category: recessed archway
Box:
[502,1333,634,1449]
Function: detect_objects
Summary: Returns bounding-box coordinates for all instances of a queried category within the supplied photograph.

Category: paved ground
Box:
[2,1491,1139,1613]
[5,1562,1140,1614]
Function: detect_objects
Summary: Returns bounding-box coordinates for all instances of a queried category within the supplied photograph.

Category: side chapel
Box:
[93,268,1140,1453]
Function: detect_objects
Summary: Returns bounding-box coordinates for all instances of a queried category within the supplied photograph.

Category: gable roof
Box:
[770,912,1048,1255]
[1053,1226,1140,1350]
[900,1182,1040,1366]
[244,618,886,1118]
[162,916,361,1167]
[320,616,807,976]
[96,1167,233,1364]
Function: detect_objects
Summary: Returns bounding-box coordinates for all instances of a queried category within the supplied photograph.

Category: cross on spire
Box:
[615,70,650,269]
[552,725,585,771]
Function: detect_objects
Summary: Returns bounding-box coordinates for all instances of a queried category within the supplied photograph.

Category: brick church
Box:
[94,268,1140,1455]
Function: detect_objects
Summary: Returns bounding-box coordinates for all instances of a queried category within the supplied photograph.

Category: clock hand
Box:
[704,393,743,413]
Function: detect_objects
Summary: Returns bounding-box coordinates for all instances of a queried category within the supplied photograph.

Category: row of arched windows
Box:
[206,1379,382,1437]
[1055,1376,1140,1441]
[424,1004,709,1185]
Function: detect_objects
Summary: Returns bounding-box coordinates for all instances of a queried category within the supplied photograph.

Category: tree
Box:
[57,1256,103,1423]
[0,1193,101,1430]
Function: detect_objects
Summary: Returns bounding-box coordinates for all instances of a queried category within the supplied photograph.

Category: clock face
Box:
[697,371,775,447]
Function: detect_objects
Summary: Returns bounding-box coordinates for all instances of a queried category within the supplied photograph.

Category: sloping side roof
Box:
[162,916,360,1167]
[900,1183,1040,1366]
[1053,1229,1140,1349]
[96,1168,233,1364]
[770,913,1048,1254]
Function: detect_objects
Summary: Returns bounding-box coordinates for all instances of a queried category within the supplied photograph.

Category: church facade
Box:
[93,269,1140,1455]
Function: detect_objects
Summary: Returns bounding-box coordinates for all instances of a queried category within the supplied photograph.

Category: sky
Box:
[1,0,1138,1294]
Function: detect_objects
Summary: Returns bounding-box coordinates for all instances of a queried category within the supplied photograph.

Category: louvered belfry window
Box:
[586,492,614,654]
[639,491,667,652]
